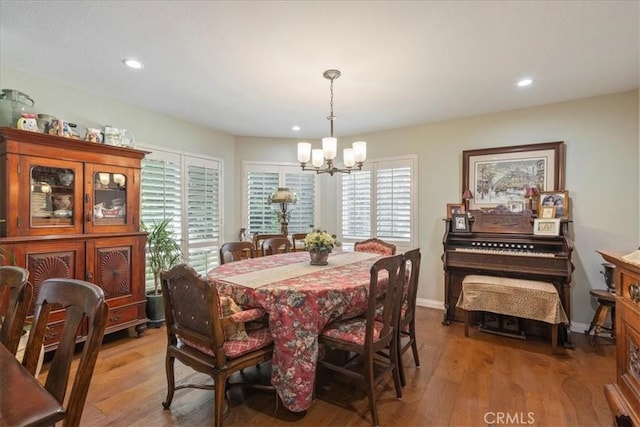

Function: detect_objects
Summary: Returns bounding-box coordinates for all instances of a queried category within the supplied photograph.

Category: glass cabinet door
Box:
[85,164,139,233]
[92,171,127,225]
[17,157,84,236]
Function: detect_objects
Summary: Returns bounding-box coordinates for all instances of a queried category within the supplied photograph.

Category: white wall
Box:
[236,91,640,325]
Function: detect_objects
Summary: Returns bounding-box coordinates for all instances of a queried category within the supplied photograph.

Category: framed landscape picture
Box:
[462,141,565,211]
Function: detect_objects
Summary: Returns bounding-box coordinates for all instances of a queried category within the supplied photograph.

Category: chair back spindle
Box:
[0,266,32,355]
[23,278,108,427]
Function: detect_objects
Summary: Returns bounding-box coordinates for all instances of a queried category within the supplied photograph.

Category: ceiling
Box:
[1,1,638,139]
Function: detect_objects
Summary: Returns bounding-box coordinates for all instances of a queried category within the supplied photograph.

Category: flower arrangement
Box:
[304,229,337,252]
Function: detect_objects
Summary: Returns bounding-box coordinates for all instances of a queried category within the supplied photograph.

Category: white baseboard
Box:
[416,298,590,333]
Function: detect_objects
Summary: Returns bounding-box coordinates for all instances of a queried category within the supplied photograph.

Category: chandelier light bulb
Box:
[352,141,367,163]
[322,137,337,160]
[343,148,355,167]
[311,149,324,168]
[297,142,311,163]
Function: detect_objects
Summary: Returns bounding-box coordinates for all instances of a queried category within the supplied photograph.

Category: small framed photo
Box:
[451,213,470,233]
[533,218,561,236]
[509,201,524,213]
[538,190,570,219]
[539,206,557,219]
[446,203,465,219]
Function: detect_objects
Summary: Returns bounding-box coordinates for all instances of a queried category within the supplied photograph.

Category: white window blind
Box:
[185,159,221,274]
[247,171,280,235]
[140,147,222,290]
[341,170,372,239]
[140,156,182,289]
[244,163,317,237]
[340,156,416,248]
[284,172,316,234]
[376,165,412,239]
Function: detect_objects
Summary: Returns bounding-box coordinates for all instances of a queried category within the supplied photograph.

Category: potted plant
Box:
[304,229,337,266]
[141,218,183,326]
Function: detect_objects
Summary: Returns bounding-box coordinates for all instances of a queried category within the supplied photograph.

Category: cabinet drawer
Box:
[106,305,139,328]
[43,320,86,350]
[620,270,640,308]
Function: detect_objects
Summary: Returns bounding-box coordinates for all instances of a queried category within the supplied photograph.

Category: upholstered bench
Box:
[456,274,569,353]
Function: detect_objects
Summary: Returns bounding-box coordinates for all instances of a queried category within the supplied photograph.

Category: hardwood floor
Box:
[40,307,616,426]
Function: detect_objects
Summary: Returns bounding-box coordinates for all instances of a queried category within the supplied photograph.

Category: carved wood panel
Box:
[94,246,132,299]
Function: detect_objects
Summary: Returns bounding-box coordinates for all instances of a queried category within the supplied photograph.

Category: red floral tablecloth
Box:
[207,250,381,412]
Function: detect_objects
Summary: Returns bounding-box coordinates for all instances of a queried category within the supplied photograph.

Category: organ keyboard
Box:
[442,210,574,346]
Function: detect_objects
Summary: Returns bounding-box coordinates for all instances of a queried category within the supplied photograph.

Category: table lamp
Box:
[462,189,473,211]
[270,187,297,235]
[524,186,538,211]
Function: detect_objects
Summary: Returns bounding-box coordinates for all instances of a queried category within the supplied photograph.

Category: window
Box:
[243,163,318,237]
[140,145,222,290]
[340,156,416,250]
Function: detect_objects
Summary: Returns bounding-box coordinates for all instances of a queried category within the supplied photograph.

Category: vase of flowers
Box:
[304,229,337,266]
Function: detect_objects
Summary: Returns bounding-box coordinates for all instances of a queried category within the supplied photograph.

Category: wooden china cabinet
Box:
[598,250,640,427]
[0,128,148,351]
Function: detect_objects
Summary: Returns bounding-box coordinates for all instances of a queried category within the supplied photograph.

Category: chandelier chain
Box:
[328,77,335,137]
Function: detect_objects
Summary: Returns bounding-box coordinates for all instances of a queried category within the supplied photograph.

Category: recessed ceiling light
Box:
[517,78,533,87]
[292,126,300,132]
[122,58,143,69]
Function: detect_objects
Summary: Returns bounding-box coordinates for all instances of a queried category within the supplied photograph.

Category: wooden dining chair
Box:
[252,233,287,256]
[354,238,397,256]
[22,278,108,427]
[317,254,406,426]
[397,248,421,387]
[291,233,308,252]
[219,241,255,265]
[261,237,292,256]
[161,264,274,427]
[0,266,32,355]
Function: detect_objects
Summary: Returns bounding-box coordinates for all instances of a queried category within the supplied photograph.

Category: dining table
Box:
[207,250,383,413]
[0,343,65,427]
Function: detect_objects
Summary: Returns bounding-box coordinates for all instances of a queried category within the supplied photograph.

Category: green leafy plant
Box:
[304,229,337,251]
[141,218,183,295]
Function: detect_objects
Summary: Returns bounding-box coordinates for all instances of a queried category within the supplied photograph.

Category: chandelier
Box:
[297,69,367,175]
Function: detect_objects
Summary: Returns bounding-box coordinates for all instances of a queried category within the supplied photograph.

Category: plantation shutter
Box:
[284,172,316,234]
[376,161,412,241]
[244,163,319,237]
[340,156,415,249]
[341,170,372,239]
[186,159,221,274]
[140,147,223,289]
[247,171,280,235]
[141,155,182,288]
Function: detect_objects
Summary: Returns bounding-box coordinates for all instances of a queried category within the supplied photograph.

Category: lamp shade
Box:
[524,187,538,198]
[462,189,473,200]
[270,187,297,205]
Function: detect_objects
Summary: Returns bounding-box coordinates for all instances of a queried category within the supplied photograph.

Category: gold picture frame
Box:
[446,203,465,219]
[538,190,570,219]
[539,206,557,219]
